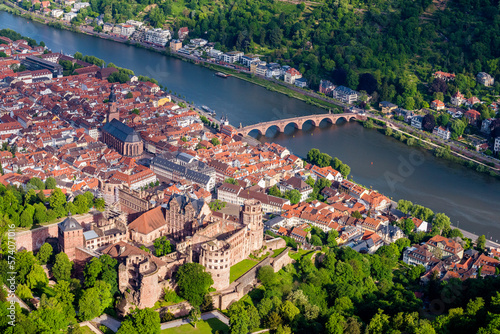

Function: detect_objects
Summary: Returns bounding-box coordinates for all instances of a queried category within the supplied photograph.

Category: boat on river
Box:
[215,72,230,78]
[202,105,216,115]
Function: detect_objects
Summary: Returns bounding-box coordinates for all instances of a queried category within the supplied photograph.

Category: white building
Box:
[331,86,358,104]
[145,28,171,46]
[120,25,136,37]
[209,49,223,59]
[222,51,243,63]
[411,116,423,130]
[126,20,144,28]
[190,38,207,47]
[51,9,64,18]
[432,126,451,140]
[495,137,500,153]
[284,68,302,85]
[73,2,90,11]
[240,55,260,67]
[63,12,77,21]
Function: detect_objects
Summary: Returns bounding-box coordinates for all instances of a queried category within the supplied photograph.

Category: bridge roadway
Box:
[237,111,365,136]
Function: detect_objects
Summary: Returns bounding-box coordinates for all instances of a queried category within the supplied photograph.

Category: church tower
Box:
[106,86,119,123]
[241,199,264,252]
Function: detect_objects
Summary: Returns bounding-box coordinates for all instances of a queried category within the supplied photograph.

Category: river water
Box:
[1,12,499,240]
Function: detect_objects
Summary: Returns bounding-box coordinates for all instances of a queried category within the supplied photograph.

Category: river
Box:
[1,12,499,240]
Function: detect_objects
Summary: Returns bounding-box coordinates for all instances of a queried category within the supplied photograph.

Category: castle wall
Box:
[157,301,193,318]
[271,248,292,272]
[16,224,59,252]
[138,272,160,308]
[265,237,287,251]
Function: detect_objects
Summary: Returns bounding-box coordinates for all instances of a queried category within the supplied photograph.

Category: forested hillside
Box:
[81,0,500,107]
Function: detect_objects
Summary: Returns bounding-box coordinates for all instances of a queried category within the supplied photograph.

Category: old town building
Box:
[101,89,143,157]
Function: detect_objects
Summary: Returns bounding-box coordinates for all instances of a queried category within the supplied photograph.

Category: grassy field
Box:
[161,318,229,334]
[79,326,94,334]
[289,249,317,261]
[272,247,286,258]
[229,259,258,283]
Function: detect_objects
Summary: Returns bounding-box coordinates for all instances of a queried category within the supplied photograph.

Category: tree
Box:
[210,137,220,146]
[433,213,451,233]
[78,288,101,321]
[422,114,436,132]
[176,263,213,306]
[73,195,90,214]
[310,235,323,246]
[397,200,413,214]
[284,189,301,205]
[326,312,346,334]
[28,177,45,190]
[16,284,33,300]
[153,236,173,257]
[476,235,486,251]
[83,257,103,288]
[366,309,391,334]
[78,281,111,321]
[94,198,105,211]
[49,189,66,217]
[26,263,48,289]
[257,265,277,287]
[280,300,300,322]
[327,230,339,247]
[450,119,466,139]
[437,113,451,127]
[266,311,283,330]
[19,206,34,228]
[52,252,72,282]
[430,78,448,93]
[229,302,250,334]
[224,178,238,185]
[36,243,53,265]
[118,308,161,334]
[45,177,57,189]
[268,185,282,197]
[53,280,75,307]
[188,307,200,328]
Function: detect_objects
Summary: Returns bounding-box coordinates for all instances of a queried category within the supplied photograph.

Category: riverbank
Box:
[0,1,346,114]
[4,4,498,177]
[361,117,500,178]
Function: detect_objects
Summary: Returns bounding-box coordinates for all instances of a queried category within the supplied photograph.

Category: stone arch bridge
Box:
[238,112,366,136]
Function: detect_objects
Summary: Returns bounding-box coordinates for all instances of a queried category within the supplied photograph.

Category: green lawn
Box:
[229,259,258,283]
[271,247,286,258]
[161,318,229,334]
[79,326,94,334]
[289,249,317,261]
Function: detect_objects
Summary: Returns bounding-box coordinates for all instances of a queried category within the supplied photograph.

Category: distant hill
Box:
[83,0,500,106]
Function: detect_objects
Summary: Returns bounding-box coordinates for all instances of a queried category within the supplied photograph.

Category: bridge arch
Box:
[319,117,335,126]
[263,124,282,135]
[301,119,318,128]
[246,128,264,137]
[335,116,349,124]
[282,121,300,132]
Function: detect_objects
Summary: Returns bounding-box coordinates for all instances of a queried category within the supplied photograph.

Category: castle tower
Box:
[106,86,119,123]
[241,199,264,252]
[200,240,231,290]
[58,212,84,260]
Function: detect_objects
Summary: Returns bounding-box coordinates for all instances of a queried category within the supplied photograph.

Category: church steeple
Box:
[106,85,119,123]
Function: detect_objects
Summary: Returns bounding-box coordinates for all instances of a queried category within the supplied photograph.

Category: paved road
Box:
[451,224,500,249]
[93,314,122,332]
[160,310,230,330]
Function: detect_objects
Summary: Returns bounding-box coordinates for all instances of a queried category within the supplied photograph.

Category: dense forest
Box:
[78,0,500,106]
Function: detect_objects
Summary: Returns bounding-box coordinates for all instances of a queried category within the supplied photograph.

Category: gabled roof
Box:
[102,119,141,143]
[128,206,165,235]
